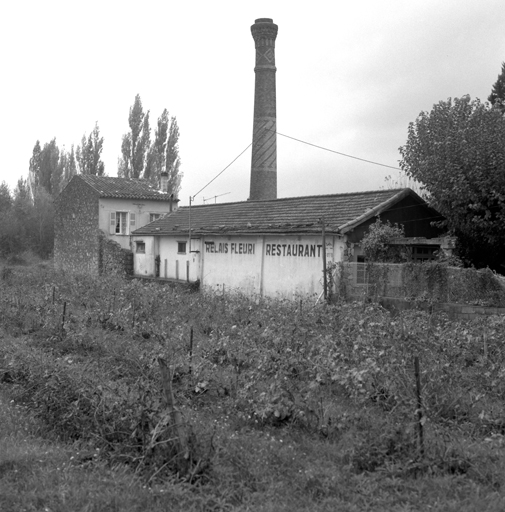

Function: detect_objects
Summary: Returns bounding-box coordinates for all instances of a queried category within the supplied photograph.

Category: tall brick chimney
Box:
[250,18,278,201]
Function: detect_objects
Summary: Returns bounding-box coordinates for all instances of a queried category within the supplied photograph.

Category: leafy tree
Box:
[399,96,505,271]
[361,218,407,263]
[0,180,27,256]
[119,95,150,178]
[165,116,182,197]
[0,181,12,213]
[144,109,169,185]
[31,186,54,258]
[39,139,60,196]
[76,123,105,176]
[60,145,77,189]
[488,62,505,112]
[28,140,42,196]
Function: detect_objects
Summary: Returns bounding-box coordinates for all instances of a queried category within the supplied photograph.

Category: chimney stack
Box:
[250,18,278,201]
[160,171,168,193]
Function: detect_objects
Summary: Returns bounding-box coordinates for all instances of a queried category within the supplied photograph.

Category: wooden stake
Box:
[414,355,424,456]
[60,301,67,338]
[158,357,189,474]
[188,327,194,376]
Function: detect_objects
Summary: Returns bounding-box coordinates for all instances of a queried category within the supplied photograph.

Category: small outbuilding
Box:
[54,174,178,274]
[131,188,447,298]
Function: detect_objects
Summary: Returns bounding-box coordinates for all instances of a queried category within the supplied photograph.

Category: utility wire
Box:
[191,128,403,203]
[191,142,252,200]
[267,128,401,171]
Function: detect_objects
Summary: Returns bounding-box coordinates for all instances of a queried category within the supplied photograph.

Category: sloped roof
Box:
[133,188,429,236]
[74,175,176,202]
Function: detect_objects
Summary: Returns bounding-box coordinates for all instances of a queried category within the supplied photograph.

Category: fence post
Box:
[188,327,194,375]
[414,355,425,456]
[60,301,67,338]
[158,357,189,474]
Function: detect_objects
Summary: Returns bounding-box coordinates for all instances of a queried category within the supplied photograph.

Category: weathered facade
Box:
[54,175,178,274]
[132,188,446,298]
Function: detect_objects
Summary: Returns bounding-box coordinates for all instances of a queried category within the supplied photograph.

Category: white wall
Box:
[133,233,346,298]
[99,198,173,250]
[200,236,263,295]
[158,237,201,282]
[132,236,156,276]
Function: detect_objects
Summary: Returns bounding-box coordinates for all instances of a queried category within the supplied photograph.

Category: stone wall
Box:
[54,177,100,274]
[99,234,133,276]
[379,296,505,321]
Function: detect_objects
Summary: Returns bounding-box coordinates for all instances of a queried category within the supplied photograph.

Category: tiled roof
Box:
[132,188,422,236]
[75,175,176,201]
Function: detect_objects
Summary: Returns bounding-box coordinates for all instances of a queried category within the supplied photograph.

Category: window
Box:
[136,242,145,254]
[177,241,187,254]
[150,213,162,223]
[110,212,136,235]
[412,246,437,262]
[356,255,367,285]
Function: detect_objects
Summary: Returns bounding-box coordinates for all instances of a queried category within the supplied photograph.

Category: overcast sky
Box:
[1,0,504,205]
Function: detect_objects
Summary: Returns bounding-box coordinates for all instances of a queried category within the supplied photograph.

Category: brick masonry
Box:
[250,18,278,201]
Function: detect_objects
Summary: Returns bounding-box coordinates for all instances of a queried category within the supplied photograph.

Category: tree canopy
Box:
[399,95,505,271]
[118,95,182,197]
[488,62,505,112]
[76,122,105,176]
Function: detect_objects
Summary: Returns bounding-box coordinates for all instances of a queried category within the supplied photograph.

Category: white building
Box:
[131,188,445,298]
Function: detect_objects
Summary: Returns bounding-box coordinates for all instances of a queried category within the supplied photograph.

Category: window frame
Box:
[110,211,136,235]
[177,241,187,254]
[356,255,367,285]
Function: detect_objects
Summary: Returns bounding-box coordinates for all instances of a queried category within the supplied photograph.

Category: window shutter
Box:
[130,212,136,233]
[110,212,116,234]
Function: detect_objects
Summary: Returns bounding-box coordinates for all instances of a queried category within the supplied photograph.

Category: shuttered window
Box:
[110,212,116,234]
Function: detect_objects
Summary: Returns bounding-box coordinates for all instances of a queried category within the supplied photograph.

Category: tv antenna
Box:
[203,192,231,204]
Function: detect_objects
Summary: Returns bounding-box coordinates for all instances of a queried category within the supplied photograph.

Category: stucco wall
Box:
[200,236,263,294]
[133,233,346,298]
[99,198,173,250]
[158,237,200,282]
[132,236,156,276]
[54,178,100,274]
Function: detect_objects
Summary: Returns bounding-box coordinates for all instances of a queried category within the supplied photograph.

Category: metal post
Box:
[322,217,327,303]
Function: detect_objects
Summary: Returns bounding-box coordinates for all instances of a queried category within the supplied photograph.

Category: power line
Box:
[191,129,402,202]
[267,128,401,171]
[191,142,252,200]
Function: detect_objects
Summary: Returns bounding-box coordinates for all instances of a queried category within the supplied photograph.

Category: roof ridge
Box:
[180,188,409,209]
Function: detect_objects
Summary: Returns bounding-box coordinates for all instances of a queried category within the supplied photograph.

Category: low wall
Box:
[99,235,133,276]
[379,296,505,321]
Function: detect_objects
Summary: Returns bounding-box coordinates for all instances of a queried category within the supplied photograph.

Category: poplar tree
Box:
[488,62,505,112]
[76,122,105,176]
[119,94,150,178]
[165,116,182,197]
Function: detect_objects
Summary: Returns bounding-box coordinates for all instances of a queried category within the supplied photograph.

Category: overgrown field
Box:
[1,263,505,511]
